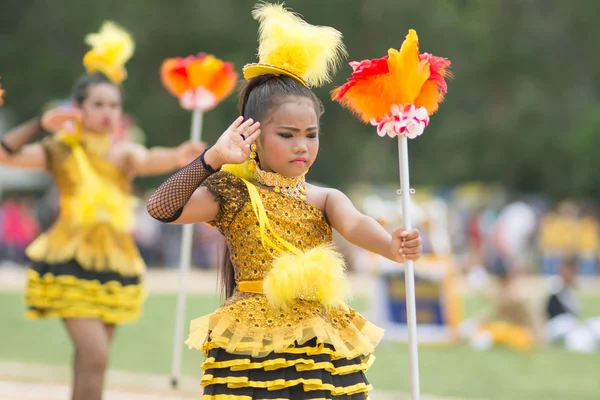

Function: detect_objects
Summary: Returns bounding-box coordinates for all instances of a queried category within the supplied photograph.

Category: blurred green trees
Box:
[1,0,598,199]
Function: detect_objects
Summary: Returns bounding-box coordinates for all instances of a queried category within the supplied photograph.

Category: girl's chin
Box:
[279,165,309,177]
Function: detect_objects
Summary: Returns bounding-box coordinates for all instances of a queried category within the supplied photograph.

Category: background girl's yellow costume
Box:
[24,22,145,324]
[181,4,383,399]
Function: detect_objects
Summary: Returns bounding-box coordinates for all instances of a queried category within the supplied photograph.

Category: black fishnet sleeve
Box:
[146,150,218,222]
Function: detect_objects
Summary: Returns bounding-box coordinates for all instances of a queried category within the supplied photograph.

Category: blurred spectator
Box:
[460,261,541,352]
[0,198,40,263]
[544,256,600,353]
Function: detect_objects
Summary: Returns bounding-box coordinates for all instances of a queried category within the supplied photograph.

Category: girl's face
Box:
[256,96,319,177]
[78,83,122,134]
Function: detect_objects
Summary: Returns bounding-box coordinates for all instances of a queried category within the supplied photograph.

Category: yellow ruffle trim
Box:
[26,220,145,277]
[203,353,374,376]
[186,312,384,360]
[25,270,145,324]
[201,375,372,396]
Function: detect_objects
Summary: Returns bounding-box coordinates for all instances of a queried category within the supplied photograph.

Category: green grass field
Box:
[1,292,599,399]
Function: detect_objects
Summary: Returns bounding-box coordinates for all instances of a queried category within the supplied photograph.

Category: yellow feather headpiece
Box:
[83,21,135,84]
[243,2,347,88]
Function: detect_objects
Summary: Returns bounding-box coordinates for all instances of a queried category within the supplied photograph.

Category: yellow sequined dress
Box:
[186,171,384,400]
[24,132,145,324]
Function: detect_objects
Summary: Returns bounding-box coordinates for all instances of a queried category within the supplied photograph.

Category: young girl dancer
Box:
[0,22,205,400]
[148,5,422,399]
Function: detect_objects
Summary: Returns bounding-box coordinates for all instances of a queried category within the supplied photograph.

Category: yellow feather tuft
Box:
[248,2,347,87]
[263,243,350,310]
[83,21,135,84]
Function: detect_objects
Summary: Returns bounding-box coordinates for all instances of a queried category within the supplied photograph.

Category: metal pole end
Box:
[397,188,416,196]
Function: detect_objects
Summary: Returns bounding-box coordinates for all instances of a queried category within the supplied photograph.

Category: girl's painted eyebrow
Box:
[277,125,318,132]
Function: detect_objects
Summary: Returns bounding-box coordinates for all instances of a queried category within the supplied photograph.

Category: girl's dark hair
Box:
[238,74,324,122]
[218,74,323,299]
[71,72,120,105]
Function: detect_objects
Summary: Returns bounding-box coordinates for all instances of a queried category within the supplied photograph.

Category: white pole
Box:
[170,109,203,388]
[398,135,420,400]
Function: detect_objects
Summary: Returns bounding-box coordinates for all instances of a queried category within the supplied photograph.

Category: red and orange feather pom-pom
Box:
[161,53,237,111]
[332,29,451,123]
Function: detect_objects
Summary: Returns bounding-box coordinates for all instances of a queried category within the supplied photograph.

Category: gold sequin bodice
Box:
[189,171,384,359]
[204,171,331,282]
[25,135,145,277]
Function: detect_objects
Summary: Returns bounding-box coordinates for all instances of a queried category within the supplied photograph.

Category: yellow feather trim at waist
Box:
[241,243,350,310]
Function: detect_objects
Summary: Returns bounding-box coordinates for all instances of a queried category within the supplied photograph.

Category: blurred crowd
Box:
[1,183,598,277]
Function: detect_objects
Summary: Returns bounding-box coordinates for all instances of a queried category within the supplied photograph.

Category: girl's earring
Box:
[248,143,258,171]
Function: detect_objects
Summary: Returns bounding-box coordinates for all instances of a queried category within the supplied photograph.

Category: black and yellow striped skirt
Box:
[24,259,145,324]
[200,338,373,400]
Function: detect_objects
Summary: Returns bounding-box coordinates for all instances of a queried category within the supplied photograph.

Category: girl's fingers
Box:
[245,128,261,143]
[235,118,255,133]
[402,238,422,248]
[401,246,422,255]
[227,116,244,131]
